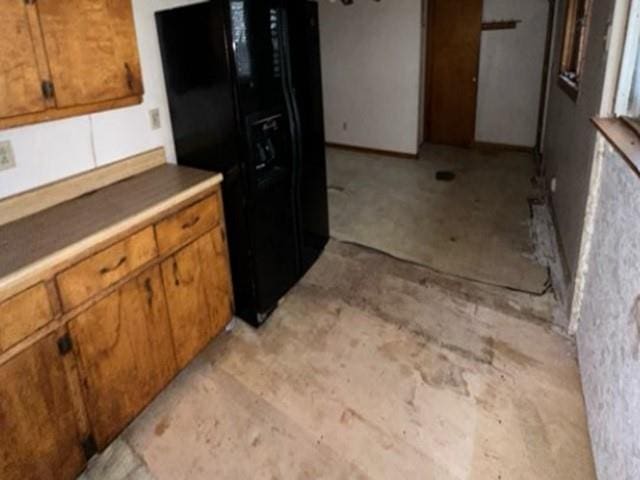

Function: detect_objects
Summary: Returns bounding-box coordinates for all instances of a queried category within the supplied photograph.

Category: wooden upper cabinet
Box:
[0,333,86,480]
[0,1,48,119]
[36,0,143,107]
[0,0,143,129]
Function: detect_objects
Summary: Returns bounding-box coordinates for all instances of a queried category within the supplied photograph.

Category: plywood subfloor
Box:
[327,144,548,293]
[80,241,594,480]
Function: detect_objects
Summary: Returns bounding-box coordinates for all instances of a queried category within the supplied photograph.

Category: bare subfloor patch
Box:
[82,241,594,480]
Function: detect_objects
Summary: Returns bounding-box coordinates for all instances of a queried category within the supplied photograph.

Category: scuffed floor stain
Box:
[417,359,470,398]
[515,397,553,475]
[340,408,363,426]
[154,417,170,437]
[489,338,541,369]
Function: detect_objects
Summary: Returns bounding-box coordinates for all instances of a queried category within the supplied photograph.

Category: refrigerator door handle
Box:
[278,6,304,274]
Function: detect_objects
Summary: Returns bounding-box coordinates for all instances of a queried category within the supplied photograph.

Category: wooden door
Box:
[0,1,49,119]
[68,267,177,449]
[35,0,143,108]
[161,229,233,369]
[425,0,483,146]
[0,333,86,480]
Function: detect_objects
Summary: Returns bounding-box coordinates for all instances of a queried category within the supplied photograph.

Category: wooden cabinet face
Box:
[155,195,221,255]
[0,333,86,480]
[57,227,158,312]
[32,0,143,108]
[0,283,53,353]
[0,1,47,118]
[161,228,233,369]
[68,266,177,449]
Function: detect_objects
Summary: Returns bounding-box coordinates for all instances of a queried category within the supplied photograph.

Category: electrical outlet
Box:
[149,108,161,130]
[0,141,16,172]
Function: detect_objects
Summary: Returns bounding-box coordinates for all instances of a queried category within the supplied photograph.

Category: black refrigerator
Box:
[156,0,329,327]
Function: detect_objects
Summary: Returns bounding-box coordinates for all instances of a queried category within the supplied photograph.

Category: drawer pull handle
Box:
[181,216,200,230]
[99,256,127,275]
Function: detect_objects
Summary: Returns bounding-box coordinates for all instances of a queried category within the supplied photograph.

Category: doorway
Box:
[424,0,483,146]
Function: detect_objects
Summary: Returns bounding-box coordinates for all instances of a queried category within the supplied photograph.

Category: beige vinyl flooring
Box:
[80,240,595,480]
[327,145,549,293]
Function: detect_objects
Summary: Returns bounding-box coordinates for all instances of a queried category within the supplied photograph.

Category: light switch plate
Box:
[149,108,161,130]
[0,141,16,172]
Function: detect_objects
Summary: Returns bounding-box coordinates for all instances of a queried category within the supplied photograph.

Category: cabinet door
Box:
[69,267,177,449]
[36,0,143,108]
[0,1,48,118]
[161,228,233,369]
[0,333,86,480]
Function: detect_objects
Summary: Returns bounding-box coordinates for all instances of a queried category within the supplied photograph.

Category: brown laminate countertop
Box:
[0,165,222,299]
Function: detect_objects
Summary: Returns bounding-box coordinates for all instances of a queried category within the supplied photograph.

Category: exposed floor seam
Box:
[332,236,551,297]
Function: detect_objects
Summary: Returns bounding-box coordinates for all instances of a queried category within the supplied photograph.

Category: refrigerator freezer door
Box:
[286,1,330,273]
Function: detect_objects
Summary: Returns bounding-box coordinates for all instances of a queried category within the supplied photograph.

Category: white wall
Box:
[318,0,549,153]
[318,0,424,155]
[475,0,549,148]
[0,0,206,200]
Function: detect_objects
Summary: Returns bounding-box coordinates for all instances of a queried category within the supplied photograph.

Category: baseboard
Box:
[326,142,418,160]
[472,141,536,154]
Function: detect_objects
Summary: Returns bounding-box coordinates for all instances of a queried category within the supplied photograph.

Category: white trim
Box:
[601,0,633,115]
[569,137,605,334]
[615,0,640,115]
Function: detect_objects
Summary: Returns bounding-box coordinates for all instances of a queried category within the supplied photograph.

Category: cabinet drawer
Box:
[155,195,220,255]
[0,284,53,353]
[57,227,158,311]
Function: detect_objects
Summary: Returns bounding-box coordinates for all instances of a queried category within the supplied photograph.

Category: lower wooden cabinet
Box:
[0,283,53,353]
[68,267,178,449]
[0,187,233,476]
[161,228,233,369]
[0,333,86,480]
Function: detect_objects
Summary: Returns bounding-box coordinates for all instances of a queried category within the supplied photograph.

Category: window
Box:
[616,0,640,131]
[559,0,594,99]
[593,0,640,175]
